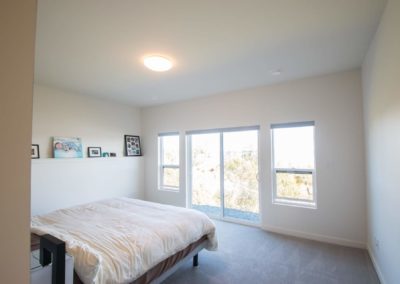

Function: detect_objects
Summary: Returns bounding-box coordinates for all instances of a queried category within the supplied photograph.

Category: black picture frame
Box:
[124,135,142,156]
[31,144,40,159]
[88,147,102,158]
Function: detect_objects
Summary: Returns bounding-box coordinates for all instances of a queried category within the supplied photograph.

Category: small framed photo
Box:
[88,147,102,158]
[124,135,141,156]
[31,144,40,159]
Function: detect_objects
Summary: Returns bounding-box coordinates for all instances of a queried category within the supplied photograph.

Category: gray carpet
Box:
[163,220,379,284]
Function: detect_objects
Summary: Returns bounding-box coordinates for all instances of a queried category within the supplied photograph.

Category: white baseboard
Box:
[262,224,366,249]
[367,245,386,284]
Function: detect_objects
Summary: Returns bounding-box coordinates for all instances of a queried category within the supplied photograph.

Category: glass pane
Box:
[276,172,313,201]
[162,135,179,165]
[191,133,221,217]
[223,130,260,222]
[273,126,315,169]
[163,167,179,188]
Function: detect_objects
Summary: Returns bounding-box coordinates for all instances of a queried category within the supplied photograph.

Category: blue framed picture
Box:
[53,137,83,158]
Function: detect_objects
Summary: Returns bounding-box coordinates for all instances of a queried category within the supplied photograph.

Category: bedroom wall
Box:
[362,0,400,282]
[0,0,36,282]
[141,70,367,247]
[31,85,144,215]
[32,84,141,158]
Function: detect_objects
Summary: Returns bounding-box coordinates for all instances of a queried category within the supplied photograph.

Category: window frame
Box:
[158,132,180,191]
[271,121,317,208]
[186,125,261,224]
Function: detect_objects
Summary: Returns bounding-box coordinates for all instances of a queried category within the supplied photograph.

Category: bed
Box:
[31,198,218,284]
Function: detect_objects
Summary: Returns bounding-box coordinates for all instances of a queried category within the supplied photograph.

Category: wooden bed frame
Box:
[31,233,207,284]
[148,239,207,284]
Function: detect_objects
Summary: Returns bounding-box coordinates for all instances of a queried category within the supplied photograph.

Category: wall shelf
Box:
[31,157,143,165]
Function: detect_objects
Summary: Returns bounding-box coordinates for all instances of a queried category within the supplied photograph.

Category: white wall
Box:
[33,84,141,158]
[362,0,400,282]
[0,0,36,282]
[31,158,143,215]
[31,85,144,215]
[142,70,367,247]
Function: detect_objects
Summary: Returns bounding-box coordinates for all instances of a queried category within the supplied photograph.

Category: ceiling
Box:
[35,0,386,107]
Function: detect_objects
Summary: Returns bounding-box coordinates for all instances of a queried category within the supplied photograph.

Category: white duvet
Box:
[31,198,217,284]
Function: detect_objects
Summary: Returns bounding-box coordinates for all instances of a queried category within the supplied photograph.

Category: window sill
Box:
[273,198,317,209]
[158,187,180,193]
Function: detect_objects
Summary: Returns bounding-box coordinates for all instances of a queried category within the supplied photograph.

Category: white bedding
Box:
[31,198,217,284]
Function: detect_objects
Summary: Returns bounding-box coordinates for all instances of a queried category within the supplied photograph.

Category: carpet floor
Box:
[163,220,379,284]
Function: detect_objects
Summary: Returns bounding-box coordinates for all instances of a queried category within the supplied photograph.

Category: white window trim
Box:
[158,133,180,191]
[271,122,317,209]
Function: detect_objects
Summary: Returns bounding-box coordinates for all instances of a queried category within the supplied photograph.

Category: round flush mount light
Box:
[271,69,282,76]
[143,55,173,72]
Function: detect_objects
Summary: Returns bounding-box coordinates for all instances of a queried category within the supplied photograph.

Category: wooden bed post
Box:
[40,234,66,284]
[193,254,199,267]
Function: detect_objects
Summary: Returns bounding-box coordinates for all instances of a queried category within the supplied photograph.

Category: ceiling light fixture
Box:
[143,55,173,72]
[271,69,282,76]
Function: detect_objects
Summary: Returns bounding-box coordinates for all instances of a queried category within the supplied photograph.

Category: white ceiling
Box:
[35,0,386,107]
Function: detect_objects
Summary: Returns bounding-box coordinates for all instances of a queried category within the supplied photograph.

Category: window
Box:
[158,133,179,191]
[187,126,260,223]
[271,122,316,207]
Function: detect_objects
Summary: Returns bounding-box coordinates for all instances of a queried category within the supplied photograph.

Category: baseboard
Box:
[367,245,386,284]
[262,224,366,249]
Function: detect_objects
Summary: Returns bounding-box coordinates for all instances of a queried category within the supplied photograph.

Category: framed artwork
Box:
[88,147,102,158]
[31,144,40,159]
[53,137,83,158]
[124,135,141,156]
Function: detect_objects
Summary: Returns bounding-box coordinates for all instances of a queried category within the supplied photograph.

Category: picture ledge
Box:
[31,157,143,163]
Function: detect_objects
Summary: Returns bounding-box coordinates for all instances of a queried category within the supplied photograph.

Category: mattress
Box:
[31,198,218,284]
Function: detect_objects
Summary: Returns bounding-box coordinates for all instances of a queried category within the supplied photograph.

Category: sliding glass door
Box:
[188,127,260,223]
[223,130,259,222]
[190,133,221,217]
